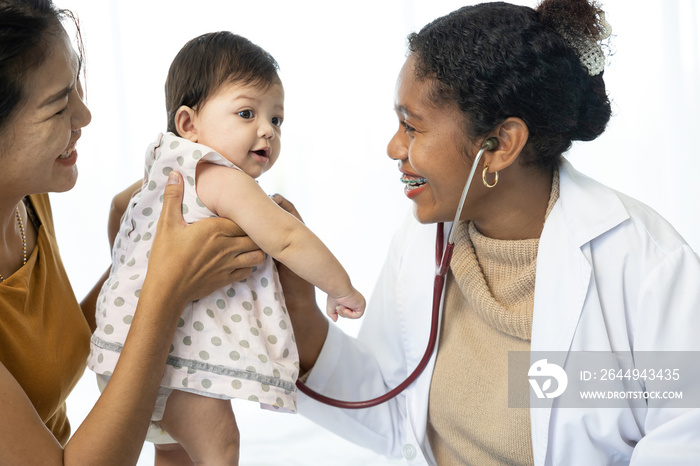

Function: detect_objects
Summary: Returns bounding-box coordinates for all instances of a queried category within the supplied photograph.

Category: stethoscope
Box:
[296,137,499,409]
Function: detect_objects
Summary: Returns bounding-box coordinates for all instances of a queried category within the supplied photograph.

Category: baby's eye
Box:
[272,116,283,127]
[238,109,254,119]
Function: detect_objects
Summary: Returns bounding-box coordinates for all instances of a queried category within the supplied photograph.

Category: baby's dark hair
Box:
[0,0,82,136]
[165,31,280,135]
[407,0,611,170]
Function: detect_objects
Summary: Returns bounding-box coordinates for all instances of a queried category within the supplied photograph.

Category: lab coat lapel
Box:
[530,195,592,465]
[531,159,630,352]
[529,160,629,465]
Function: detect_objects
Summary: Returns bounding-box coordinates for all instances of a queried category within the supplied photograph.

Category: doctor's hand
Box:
[269,193,316,308]
[108,179,142,250]
[270,193,329,372]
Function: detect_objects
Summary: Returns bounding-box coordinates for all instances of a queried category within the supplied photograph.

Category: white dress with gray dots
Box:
[88,132,299,413]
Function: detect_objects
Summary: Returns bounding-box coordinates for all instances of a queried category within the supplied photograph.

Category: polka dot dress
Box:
[88,132,299,412]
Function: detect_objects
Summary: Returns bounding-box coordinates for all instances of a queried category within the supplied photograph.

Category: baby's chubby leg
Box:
[154,443,193,466]
[158,389,240,465]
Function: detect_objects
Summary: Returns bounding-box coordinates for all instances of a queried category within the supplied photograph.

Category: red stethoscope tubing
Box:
[295,222,452,409]
[295,139,495,409]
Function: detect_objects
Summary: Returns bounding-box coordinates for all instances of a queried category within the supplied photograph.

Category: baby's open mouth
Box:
[252,147,270,158]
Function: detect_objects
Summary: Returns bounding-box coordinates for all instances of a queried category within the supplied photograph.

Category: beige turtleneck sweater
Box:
[426,170,559,465]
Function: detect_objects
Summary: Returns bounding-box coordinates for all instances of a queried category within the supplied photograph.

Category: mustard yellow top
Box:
[0,193,91,446]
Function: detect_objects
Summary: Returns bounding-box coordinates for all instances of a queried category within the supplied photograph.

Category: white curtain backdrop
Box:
[54,1,699,464]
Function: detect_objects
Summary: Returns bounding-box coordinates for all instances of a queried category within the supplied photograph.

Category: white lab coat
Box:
[298,160,700,465]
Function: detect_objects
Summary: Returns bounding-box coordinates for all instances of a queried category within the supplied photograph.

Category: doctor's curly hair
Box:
[407,0,612,170]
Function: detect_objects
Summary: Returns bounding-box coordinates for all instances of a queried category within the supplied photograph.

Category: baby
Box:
[88,31,365,464]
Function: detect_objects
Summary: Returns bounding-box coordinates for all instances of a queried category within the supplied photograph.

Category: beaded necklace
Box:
[0,206,27,282]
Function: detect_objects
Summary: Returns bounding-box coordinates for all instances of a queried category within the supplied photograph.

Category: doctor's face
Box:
[387,55,478,224]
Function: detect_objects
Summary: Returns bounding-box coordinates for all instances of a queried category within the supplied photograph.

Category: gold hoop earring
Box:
[482,164,498,188]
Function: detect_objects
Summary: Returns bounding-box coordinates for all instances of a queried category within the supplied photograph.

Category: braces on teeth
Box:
[401,177,427,186]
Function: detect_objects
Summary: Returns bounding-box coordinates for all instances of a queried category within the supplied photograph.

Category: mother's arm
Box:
[0,171,264,465]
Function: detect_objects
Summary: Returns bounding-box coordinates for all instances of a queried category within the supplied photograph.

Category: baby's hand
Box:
[326,289,366,322]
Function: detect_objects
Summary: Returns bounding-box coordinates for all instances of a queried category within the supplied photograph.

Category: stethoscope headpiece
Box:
[445,136,499,245]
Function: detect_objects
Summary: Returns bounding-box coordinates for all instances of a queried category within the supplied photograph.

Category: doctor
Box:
[276,0,700,464]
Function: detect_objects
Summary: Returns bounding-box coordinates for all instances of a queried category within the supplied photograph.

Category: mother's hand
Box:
[147,171,265,309]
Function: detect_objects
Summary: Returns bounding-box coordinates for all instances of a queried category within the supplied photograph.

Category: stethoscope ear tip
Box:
[483,137,498,151]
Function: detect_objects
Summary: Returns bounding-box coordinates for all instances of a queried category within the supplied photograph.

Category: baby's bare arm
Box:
[196,163,365,317]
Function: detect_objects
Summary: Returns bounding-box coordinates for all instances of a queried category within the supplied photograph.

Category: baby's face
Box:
[193,80,284,178]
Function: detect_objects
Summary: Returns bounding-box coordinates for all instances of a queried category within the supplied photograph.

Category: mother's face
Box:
[1,28,91,197]
[387,55,481,224]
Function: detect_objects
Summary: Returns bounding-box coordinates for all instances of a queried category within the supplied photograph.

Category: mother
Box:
[281,0,700,464]
[0,1,262,463]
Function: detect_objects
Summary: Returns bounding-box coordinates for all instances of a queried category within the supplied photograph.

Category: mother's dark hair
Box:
[0,0,81,135]
[407,0,611,170]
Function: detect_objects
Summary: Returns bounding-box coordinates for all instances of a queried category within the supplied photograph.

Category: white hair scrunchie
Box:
[555,11,612,76]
